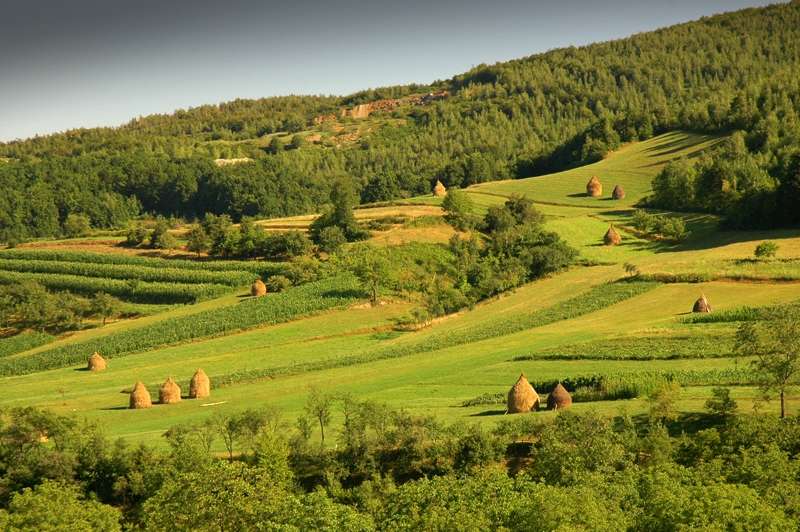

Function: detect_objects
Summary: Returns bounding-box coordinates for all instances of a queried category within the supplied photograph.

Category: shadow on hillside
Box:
[630,412,724,436]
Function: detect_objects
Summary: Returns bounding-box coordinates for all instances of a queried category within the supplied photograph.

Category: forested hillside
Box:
[2,2,800,241]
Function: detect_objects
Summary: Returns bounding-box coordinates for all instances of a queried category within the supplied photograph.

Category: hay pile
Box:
[586,176,603,197]
[433,180,447,197]
[507,373,540,413]
[159,377,182,404]
[87,352,107,371]
[189,368,210,399]
[612,184,625,200]
[693,295,712,313]
[547,383,573,410]
[604,225,622,246]
[251,279,267,297]
[129,382,152,409]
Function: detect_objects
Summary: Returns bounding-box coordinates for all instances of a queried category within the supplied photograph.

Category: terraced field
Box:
[4,131,800,448]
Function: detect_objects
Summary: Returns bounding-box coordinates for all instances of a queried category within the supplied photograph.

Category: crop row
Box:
[0,258,256,287]
[0,270,230,304]
[0,331,55,358]
[460,368,766,407]
[0,275,362,376]
[512,331,737,361]
[0,249,285,277]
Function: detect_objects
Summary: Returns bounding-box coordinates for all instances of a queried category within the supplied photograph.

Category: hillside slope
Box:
[1,2,800,242]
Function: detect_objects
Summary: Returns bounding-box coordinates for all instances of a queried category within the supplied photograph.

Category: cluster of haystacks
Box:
[129,382,152,409]
[604,225,622,246]
[87,352,107,371]
[128,369,212,409]
[507,374,540,413]
[547,383,573,410]
[159,378,182,405]
[612,184,625,200]
[433,180,447,197]
[586,176,603,197]
[507,375,573,413]
[693,295,712,313]
[189,368,210,399]
[251,279,267,297]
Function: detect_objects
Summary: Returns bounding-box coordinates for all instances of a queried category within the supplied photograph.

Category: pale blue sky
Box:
[0,0,779,141]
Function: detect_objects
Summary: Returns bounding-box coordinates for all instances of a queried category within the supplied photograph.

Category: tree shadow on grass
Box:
[469,409,507,417]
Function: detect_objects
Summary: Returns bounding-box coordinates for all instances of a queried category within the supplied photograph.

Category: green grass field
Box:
[4,131,800,448]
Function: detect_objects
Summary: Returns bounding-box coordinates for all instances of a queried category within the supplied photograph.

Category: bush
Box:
[125,224,149,247]
[754,241,779,259]
[317,226,347,254]
[62,213,91,238]
[265,275,292,293]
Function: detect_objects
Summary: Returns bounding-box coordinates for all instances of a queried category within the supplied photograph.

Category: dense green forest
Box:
[2,397,800,530]
[2,2,800,241]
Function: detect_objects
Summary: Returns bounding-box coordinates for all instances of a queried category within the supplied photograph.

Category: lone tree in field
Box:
[90,292,121,325]
[754,241,779,260]
[736,310,800,418]
[340,243,391,306]
[186,225,211,257]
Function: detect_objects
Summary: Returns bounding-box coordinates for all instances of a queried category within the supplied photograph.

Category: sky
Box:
[0,0,779,141]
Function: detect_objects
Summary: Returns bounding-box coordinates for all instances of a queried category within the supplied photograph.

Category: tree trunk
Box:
[319,418,325,444]
[781,390,786,418]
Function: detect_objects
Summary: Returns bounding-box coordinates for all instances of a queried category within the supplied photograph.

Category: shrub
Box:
[265,275,292,293]
[125,224,149,247]
[317,226,347,254]
[754,241,779,259]
[62,213,91,238]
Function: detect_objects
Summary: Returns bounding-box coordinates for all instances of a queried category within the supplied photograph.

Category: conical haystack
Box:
[87,351,107,371]
[604,225,622,246]
[189,368,210,399]
[693,295,712,313]
[433,180,447,197]
[547,383,573,410]
[159,377,182,404]
[129,381,152,409]
[507,373,540,413]
[251,279,267,297]
[586,176,603,197]
[612,184,625,200]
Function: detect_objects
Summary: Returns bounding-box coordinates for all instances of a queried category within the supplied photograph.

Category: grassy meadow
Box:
[3,131,800,448]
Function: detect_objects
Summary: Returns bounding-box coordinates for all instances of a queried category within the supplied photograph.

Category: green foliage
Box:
[754,240,779,259]
[317,225,347,254]
[0,331,54,358]
[310,178,370,244]
[149,218,178,250]
[0,481,121,531]
[186,225,210,256]
[705,387,738,419]
[337,244,391,305]
[0,281,87,333]
[737,311,800,417]
[631,210,690,241]
[62,213,92,238]
[89,292,122,325]
[265,275,292,293]
[442,189,476,230]
[125,223,149,247]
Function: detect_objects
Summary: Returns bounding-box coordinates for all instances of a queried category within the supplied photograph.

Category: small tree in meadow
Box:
[736,310,800,418]
[754,241,778,260]
[186,225,210,257]
[90,292,121,325]
[705,387,738,420]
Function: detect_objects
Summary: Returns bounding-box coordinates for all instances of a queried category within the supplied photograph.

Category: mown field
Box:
[3,131,800,448]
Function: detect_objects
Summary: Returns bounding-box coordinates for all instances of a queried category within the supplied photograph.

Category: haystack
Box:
[693,295,712,313]
[612,184,625,200]
[159,377,182,404]
[189,368,210,399]
[604,225,622,246]
[507,373,540,413]
[586,176,603,197]
[547,383,573,410]
[87,351,107,371]
[129,381,152,409]
[251,279,267,297]
[433,180,447,197]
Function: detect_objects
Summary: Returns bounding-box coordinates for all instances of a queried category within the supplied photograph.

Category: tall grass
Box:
[0,332,55,358]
